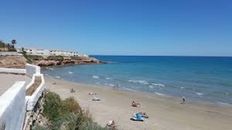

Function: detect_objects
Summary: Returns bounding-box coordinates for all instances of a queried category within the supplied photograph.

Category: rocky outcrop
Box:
[35,56,103,67]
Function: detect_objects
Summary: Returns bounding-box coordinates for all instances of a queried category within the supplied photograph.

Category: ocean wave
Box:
[92,75,99,79]
[196,92,204,96]
[151,83,165,87]
[155,92,165,96]
[108,83,115,87]
[148,85,154,89]
[68,71,73,74]
[224,92,230,96]
[55,76,61,79]
[105,77,111,80]
[48,68,54,70]
[104,83,115,87]
[128,80,149,85]
[217,102,232,107]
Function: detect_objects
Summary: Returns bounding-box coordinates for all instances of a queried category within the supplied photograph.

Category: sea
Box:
[43,56,232,105]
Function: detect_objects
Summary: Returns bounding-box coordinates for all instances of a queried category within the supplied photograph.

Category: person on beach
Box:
[106,120,116,129]
[88,92,96,95]
[70,88,75,93]
[138,112,149,118]
[132,101,141,107]
[181,96,186,104]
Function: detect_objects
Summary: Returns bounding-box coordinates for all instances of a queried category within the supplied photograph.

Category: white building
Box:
[49,50,79,56]
[21,48,84,57]
[24,48,50,56]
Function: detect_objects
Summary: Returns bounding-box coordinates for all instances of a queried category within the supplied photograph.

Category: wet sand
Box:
[46,76,232,130]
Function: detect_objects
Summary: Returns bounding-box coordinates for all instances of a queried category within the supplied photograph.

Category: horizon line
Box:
[90,54,232,58]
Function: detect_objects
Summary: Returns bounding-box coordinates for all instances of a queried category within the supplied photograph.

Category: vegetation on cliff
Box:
[0,40,16,52]
[33,91,107,130]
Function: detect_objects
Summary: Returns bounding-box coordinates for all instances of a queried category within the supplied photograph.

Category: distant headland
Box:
[0,39,104,68]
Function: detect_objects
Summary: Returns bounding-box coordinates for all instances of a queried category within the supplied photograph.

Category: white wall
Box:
[25,64,40,77]
[0,52,22,56]
[0,64,46,129]
[24,64,46,111]
[0,68,26,74]
[0,81,26,130]
[26,74,46,111]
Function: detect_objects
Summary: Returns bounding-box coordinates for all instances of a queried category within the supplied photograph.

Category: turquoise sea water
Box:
[43,56,232,104]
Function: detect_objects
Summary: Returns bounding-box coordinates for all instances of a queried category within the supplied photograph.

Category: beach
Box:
[45,76,232,130]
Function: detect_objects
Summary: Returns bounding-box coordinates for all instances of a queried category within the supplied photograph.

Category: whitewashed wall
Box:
[25,64,46,110]
[26,74,46,111]
[0,81,26,130]
[0,64,39,75]
[0,64,46,129]
[0,52,22,56]
[0,68,26,74]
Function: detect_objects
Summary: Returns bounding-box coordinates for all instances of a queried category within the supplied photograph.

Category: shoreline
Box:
[45,75,232,108]
[45,76,232,130]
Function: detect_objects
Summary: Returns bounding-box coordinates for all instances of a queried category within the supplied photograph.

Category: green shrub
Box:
[27,55,44,60]
[43,92,62,122]
[41,91,107,130]
[79,120,107,130]
[47,56,64,61]
[22,51,33,63]
[32,125,47,130]
[62,97,82,114]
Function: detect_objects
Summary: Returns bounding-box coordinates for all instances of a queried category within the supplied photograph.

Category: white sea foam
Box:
[196,92,203,96]
[68,71,73,74]
[92,75,99,79]
[104,83,115,87]
[148,85,154,89]
[55,76,61,79]
[106,77,111,80]
[128,80,149,85]
[151,83,165,87]
[155,92,165,96]
[217,102,232,107]
[108,83,115,87]
[48,68,54,70]
[180,87,185,89]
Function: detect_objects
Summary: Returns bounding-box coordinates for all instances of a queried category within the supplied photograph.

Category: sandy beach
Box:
[45,76,232,130]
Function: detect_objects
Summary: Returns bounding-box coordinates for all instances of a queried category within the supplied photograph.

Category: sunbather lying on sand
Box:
[130,112,149,121]
[132,101,141,107]
[106,120,117,129]
[131,113,144,121]
[89,92,97,95]
[138,112,149,118]
[92,96,101,101]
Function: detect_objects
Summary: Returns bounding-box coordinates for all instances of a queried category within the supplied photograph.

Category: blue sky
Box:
[0,0,231,56]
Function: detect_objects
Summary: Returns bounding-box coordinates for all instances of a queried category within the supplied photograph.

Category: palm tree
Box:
[11,39,16,48]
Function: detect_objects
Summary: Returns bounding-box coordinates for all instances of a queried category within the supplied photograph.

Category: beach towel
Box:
[130,113,144,121]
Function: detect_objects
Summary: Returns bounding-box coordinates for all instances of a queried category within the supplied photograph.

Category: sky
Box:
[0,0,232,56]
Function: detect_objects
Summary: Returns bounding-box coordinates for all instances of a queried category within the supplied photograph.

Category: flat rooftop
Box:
[0,73,31,96]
